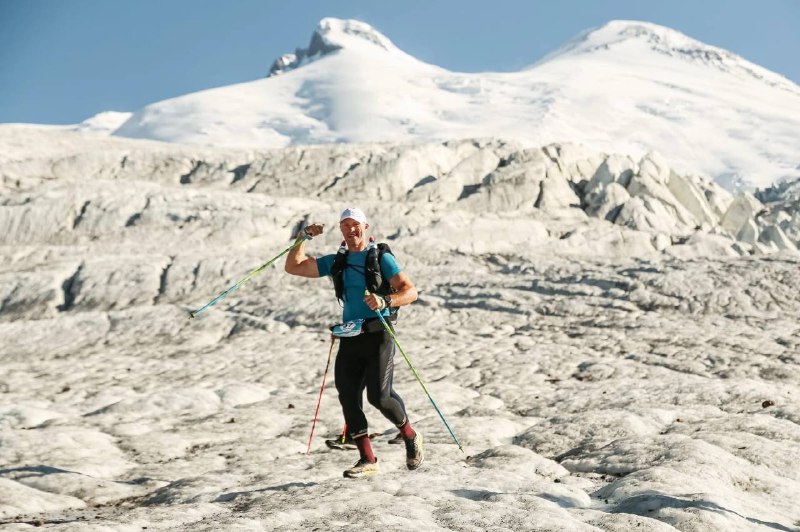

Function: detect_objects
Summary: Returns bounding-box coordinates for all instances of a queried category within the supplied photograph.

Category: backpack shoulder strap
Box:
[376,243,399,320]
[330,242,348,302]
[377,242,393,256]
[365,243,395,294]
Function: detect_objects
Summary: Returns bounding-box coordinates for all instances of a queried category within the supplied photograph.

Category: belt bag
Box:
[331,319,364,337]
[330,316,394,337]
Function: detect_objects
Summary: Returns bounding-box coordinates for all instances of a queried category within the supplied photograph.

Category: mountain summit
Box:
[106,18,799,190]
[268,18,403,76]
[539,20,798,93]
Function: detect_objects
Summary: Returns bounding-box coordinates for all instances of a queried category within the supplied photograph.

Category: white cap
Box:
[340,207,368,225]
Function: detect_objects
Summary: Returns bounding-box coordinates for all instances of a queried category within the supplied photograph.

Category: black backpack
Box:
[330,241,398,317]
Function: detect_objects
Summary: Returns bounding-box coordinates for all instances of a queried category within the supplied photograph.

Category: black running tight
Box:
[335,328,407,438]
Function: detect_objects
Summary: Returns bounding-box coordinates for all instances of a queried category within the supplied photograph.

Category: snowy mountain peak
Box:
[541,19,798,93]
[314,18,396,52]
[268,18,398,76]
[543,19,732,62]
[569,20,708,54]
[101,18,800,190]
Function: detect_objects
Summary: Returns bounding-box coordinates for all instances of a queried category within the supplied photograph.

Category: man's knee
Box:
[338,391,360,410]
[367,392,393,412]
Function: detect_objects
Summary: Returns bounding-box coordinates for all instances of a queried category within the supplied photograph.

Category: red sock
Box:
[355,434,376,463]
[397,419,416,440]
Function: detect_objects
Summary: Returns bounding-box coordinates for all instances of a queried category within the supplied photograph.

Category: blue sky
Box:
[1,0,797,124]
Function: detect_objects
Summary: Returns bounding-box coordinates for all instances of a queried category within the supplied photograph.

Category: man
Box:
[284,207,424,478]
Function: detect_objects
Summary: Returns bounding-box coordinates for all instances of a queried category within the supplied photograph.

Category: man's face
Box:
[339,218,368,250]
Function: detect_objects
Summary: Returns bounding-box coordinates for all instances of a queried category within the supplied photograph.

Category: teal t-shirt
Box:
[317,249,401,322]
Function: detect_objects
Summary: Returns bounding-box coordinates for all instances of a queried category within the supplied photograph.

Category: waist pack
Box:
[330,317,393,338]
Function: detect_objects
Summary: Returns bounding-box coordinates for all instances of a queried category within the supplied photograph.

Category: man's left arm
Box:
[364,272,418,311]
[385,273,417,307]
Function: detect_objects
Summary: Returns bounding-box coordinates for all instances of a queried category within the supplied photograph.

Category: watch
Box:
[382,294,393,308]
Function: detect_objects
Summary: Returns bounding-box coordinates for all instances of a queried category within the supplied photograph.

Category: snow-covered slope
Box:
[1,127,800,530]
[108,18,800,190]
[3,18,800,530]
[75,111,132,134]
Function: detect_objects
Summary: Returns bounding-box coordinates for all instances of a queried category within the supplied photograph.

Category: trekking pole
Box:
[306,335,336,454]
[188,235,310,319]
[369,294,464,453]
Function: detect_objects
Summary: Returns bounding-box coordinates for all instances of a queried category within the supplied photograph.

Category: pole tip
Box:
[188,312,195,319]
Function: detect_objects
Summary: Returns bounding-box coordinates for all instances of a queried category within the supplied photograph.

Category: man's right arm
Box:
[284,223,324,278]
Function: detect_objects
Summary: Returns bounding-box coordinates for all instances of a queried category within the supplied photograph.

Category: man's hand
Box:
[364,292,386,311]
[299,223,324,241]
[286,223,323,278]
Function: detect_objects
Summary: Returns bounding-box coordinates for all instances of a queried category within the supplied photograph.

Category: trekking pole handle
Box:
[301,223,324,240]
